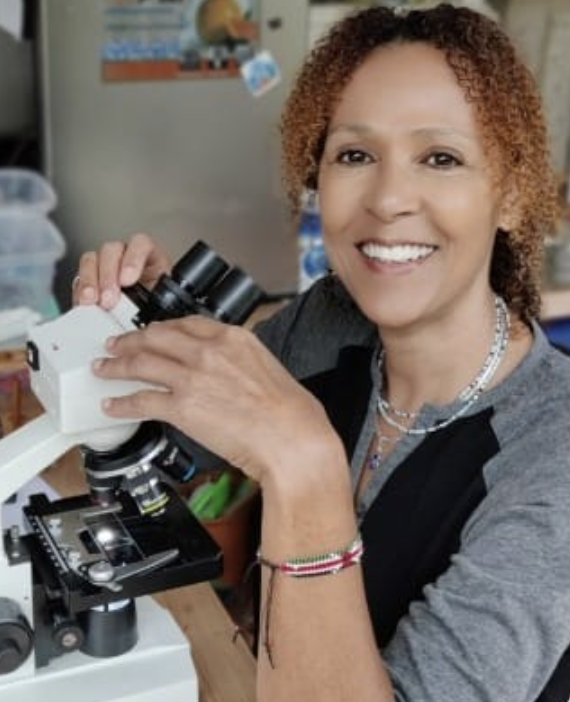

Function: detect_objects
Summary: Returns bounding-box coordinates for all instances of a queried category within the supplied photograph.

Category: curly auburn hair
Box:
[280,3,559,322]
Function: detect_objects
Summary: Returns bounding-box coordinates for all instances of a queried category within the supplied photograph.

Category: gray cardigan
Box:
[255,277,570,702]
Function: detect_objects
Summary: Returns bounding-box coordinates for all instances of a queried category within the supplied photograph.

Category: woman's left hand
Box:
[93,316,337,485]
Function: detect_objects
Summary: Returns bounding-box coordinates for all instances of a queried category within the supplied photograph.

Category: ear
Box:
[498,185,521,232]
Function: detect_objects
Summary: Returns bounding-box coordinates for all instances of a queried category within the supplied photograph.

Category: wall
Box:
[0,27,34,138]
[39,0,308,306]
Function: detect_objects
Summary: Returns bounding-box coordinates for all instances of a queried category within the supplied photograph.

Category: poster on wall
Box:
[102,0,260,82]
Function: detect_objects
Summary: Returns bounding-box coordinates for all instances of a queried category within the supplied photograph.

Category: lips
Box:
[359,241,436,264]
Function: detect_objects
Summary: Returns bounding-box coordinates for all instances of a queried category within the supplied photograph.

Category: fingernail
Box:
[101,289,116,309]
[80,286,96,303]
[105,336,117,350]
[101,398,112,412]
[92,358,104,372]
[121,265,138,286]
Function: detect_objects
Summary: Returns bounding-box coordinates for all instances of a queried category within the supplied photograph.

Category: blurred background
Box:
[0,0,569,319]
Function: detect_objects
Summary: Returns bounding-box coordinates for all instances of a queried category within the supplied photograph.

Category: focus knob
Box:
[0,598,33,675]
[0,639,21,674]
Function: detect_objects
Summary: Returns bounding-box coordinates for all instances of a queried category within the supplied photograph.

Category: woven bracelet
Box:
[257,533,364,578]
[254,534,364,668]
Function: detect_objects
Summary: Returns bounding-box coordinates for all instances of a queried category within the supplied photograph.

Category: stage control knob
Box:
[0,598,33,674]
[52,618,84,653]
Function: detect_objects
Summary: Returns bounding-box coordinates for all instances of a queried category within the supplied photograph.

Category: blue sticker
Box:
[240,50,281,97]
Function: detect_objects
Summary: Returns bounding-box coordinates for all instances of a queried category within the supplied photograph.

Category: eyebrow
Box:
[327,123,477,144]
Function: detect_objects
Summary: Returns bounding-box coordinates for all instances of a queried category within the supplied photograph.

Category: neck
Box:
[378,294,516,412]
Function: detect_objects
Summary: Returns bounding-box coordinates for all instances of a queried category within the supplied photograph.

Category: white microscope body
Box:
[0,241,261,702]
[0,298,201,702]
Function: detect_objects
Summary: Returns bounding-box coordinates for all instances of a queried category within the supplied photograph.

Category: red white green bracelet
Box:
[255,533,364,667]
[257,533,364,578]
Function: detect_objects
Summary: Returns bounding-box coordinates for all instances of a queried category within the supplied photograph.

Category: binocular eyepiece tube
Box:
[127,240,264,326]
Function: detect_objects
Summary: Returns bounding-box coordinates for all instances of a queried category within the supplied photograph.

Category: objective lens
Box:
[82,423,170,516]
[123,471,169,517]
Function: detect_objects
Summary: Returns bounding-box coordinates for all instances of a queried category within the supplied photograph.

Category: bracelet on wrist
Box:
[255,533,364,668]
[257,533,364,578]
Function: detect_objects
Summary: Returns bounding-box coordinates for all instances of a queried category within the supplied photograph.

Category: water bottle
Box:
[298,190,328,292]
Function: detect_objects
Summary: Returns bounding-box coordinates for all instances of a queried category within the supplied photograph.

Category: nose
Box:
[363,160,419,223]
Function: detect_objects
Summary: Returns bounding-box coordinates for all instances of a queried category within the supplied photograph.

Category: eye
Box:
[424,151,463,169]
[336,148,374,166]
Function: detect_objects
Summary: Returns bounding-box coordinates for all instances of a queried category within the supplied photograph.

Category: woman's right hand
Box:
[73,233,172,310]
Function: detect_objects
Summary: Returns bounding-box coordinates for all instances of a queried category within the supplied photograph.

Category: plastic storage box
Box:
[0,211,65,314]
[0,168,57,214]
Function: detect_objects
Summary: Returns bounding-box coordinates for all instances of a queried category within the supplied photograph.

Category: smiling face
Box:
[318,41,511,332]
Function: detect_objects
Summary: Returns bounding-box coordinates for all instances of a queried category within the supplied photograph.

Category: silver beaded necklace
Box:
[368,296,510,470]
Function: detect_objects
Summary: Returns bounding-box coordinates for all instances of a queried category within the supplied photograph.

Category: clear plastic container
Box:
[0,211,65,314]
[0,168,57,215]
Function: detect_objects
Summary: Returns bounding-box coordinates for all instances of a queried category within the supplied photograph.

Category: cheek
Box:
[436,184,501,247]
[318,180,359,238]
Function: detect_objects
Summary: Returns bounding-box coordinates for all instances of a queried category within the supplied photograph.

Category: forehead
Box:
[330,42,482,141]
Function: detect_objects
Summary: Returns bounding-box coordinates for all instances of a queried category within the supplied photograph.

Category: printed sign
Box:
[102,0,260,82]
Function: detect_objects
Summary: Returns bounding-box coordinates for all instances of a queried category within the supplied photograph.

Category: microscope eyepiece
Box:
[125,240,263,326]
[171,240,229,297]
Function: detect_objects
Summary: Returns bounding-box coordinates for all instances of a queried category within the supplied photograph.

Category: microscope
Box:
[0,241,264,702]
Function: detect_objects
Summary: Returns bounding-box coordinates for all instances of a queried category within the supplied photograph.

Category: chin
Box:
[348,283,422,327]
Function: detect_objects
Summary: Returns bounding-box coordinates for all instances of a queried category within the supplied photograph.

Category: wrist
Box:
[259,432,357,563]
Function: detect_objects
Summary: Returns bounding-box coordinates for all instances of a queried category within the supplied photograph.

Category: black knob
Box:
[0,598,33,675]
[0,639,21,675]
[52,619,84,653]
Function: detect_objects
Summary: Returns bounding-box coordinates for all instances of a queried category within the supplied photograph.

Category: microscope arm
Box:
[0,413,78,505]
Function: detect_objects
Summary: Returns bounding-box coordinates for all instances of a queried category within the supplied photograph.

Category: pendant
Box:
[368,452,383,470]
[368,435,392,470]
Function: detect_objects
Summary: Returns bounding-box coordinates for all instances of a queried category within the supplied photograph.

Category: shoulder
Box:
[471,329,570,539]
[467,327,570,534]
[253,276,376,378]
[491,324,570,440]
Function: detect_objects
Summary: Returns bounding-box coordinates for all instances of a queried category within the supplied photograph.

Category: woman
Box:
[75,5,570,701]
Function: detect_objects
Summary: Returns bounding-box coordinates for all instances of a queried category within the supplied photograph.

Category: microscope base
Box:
[0,596,198,702]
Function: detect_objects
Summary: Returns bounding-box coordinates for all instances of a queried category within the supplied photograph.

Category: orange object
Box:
[180,471,259,588]
[197,0,243,45]
[0,350,29,433]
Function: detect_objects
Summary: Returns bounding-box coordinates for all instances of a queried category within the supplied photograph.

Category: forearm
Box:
[256,439,395,702]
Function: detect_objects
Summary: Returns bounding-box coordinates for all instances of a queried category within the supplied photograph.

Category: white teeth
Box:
[361,242,435,263]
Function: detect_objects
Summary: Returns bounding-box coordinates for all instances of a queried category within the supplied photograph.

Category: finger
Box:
[94,345,186,390]
[121,233,172,289]
[106,316,228,356]
[101,387,174,422]
[98,241,127,309]
[74,251,100,305]
[170,314,236,340]
[120,233,162,287]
